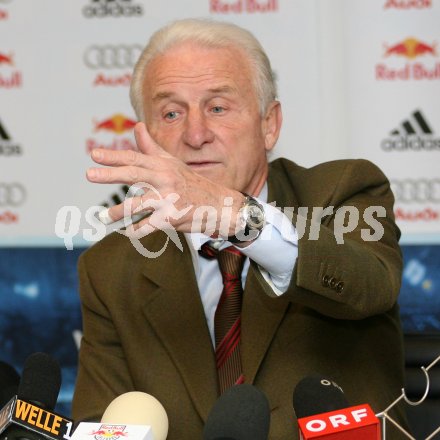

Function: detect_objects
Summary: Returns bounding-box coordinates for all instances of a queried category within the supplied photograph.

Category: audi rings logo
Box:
[391,179,440,203]
[0,182,26,206]
[84,45,142,70]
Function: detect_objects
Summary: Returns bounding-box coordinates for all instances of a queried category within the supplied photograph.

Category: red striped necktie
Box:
[200,242,246,394]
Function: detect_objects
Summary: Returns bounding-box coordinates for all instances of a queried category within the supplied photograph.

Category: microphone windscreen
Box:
[0,360,20,407]
[101,391,168,440]
[17,352,61,410]
[293,374,349,419]
[203,384,270,440]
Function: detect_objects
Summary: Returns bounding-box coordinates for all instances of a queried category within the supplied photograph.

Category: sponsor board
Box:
[381,109,440,151]
[83,44,141,87]
[210,0,278,13]
[0,118,22,156]
[0,182,25,225]
[383,0,432,9]
[86,114,137,153]
[376,38,440,81]
[0,51,22,88]
[82,0,143,18]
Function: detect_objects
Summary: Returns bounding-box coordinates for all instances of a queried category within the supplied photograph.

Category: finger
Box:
[87,164,157,185]
[134,122,170,157]
[98,192,157,225]
[90,148,149,168]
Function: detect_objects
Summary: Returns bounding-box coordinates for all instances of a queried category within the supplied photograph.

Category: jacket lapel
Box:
[139,232,218,422]
[241,160,300,384]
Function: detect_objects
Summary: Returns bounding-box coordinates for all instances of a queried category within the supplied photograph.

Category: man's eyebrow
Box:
[152,85,237,102]
[207,85,236,95]
[152,91,173,102]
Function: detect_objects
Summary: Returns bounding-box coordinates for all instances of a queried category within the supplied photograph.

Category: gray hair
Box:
[129,18,277,121]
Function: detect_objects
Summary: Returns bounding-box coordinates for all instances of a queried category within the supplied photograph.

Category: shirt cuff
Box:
[236,201,298,295]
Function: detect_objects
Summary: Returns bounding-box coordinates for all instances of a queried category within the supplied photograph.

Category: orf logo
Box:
[90,425,128,440]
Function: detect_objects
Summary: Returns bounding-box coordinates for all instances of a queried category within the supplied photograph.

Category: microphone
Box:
[293,374,380,439]
[0,352,74,440]
[203,384,270,440]
[0,361,20,408]
[17,353,61,410]
[71,391,168,440]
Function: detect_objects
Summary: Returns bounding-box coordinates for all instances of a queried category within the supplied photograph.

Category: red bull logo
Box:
[384,38,437,59]
[210,0,278,13]
[94,114,136,134]
[87,114,137,153]
[90,424,128,440]
[377,37,440,81]
[384,0,431,8]
[0,51,21,88]
[0,52,13,66]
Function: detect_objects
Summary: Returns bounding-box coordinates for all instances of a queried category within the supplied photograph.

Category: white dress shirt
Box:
[184,184,298,345]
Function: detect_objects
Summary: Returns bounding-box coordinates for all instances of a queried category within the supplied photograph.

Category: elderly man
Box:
[72,18,408,439]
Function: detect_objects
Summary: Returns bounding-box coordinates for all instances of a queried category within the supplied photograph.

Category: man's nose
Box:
[182,111,215,149]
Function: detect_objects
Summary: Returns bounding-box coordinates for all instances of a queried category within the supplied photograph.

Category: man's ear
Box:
[263,101,283,152]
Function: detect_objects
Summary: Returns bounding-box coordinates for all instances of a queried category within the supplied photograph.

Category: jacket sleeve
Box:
[253,159,403,320]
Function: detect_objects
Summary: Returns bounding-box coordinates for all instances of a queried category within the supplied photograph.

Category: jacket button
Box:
[336,281,344,293]
[329,277,337,288]
[322,275,330,287]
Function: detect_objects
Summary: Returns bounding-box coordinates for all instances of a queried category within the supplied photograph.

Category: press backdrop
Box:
[0,0,439,415]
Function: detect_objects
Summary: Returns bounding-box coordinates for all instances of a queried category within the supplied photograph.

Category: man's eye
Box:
[211,106,224,114]
[165,111,178,120]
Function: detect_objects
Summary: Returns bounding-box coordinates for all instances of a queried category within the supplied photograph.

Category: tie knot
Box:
[199,242,246,280]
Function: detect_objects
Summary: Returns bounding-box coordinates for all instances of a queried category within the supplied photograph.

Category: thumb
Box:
[134,122,168,156]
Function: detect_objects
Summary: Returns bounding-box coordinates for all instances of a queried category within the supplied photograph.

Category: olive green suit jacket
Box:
[72,158,408,439]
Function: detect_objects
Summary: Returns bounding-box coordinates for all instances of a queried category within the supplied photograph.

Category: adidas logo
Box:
[0,118,21,156]
[381,109,440,151]
[82,0,143,18]
[389,109,433,136]
[102,184,130,208]
[0,118,10,141]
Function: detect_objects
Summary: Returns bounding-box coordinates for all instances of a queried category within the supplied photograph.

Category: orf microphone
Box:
[0,353,74,440]
[203,384,270,440]
[293,374,380,439]
[71,391,168,440]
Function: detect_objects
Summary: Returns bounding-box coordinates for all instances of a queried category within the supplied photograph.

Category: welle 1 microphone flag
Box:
[0,395,74,440]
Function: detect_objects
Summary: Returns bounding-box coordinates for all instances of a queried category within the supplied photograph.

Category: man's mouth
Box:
[186,161,220,168]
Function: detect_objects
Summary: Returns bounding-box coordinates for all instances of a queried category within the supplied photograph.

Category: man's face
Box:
[141,42,280,195]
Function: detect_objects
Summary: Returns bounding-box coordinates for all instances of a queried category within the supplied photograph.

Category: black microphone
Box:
[293,374,380,439]
[0,361,20,408]
[17,353,61,411]
[203,384,270,440]
[0,353,73,440]
[293,374,349,419]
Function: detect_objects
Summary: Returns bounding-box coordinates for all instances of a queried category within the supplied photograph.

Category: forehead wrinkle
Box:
[151,83,239,103]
